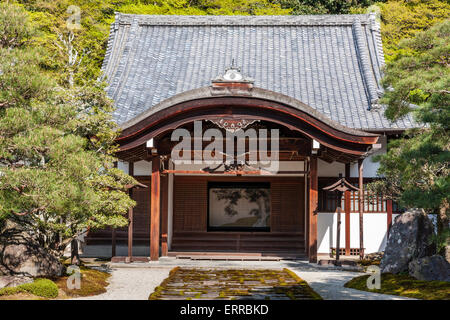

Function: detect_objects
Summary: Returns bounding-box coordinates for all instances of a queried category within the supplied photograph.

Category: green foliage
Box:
[118,0,291,15]
[379,0,450,60]
[0,2,34,48]
[5,0,448,256]
[277,0,382,15]
[344,273,450,300]
[0,3,136,256]
[369,20,449,252]
[382,20,449,123]
[0,47,52,109]
[0,279,59,299]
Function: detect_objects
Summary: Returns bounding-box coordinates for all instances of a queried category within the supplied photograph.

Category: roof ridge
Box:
[352,18,380,110]
[114,13,373,26]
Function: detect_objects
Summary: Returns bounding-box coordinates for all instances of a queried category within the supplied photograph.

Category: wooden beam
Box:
[161,173,168,256]
[309,156,318,263]
[358,159,364,259]
[117,97,379,154]
[162,170,261,175]
[150,157,161,261]
[127,162,134,263]
[345,163,351,256]
[162,169,308,175]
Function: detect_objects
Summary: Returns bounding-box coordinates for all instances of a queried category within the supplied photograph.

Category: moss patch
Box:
[149,267,321,300]
[358,259,381,267]
[0,266,110,300]
[344,273,450,300]
[54,266,111,298]
[0,279,58,299]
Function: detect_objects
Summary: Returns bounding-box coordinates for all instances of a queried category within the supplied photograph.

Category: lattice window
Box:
[330,247,361,256]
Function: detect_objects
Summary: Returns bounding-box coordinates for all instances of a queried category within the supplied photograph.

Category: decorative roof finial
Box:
[212,60,253,84]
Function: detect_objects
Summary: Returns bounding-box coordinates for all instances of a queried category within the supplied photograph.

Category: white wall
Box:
[117,160,152,176]
[117,161,129,174]
[133,160,152,176]
[317,212,347,253]
[318,159,345,177]
[350,135,387,178]
[317,212,400,254]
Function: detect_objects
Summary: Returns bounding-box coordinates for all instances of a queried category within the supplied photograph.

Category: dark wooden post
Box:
[358,159,364,259]
[161,171,169,257]
[112,161,117,258]
[150,156,161,261]
[387,199,393,238]
[111,229,116,258]
[336,191,343,262]
[309,156,318,263]
[345,163,351,255]
[323,172,359,264]
[305,160,310,257]
[71,239,80,265]
[126,162,134,263]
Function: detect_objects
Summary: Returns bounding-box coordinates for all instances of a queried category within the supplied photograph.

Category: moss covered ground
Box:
[149,267,322,300]
[54,266,111,298]
[0,279,58,299]
[0,266,110,300]
[344,273,450,300]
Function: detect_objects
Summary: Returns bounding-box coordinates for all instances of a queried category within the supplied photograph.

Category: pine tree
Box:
[369,20,450,255]
[0,3,136,260]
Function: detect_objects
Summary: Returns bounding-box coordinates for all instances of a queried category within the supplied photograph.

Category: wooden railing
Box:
[318,189,402,213]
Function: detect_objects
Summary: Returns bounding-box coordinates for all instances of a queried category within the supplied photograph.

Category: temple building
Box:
[83,13,416,262]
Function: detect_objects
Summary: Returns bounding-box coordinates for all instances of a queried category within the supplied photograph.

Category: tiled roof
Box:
[102,13,417,131]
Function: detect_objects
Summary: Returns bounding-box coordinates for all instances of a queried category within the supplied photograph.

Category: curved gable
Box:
[117,86,379,156]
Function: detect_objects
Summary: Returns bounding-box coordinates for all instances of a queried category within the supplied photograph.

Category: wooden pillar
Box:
[150,156,161,261]
[336,193,342,262]
[71,239,80,266]
[160,172,168,256]
[358,159,364,259]
[387,199,393,238]
[112,162,118,258]
[345,163,351,255]
[127,162,134,263]
[126,206,133,262]
[111,229,116,258]
[309,156,318,263]
[305,160,310,256]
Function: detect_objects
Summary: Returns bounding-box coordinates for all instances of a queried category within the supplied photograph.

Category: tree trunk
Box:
[70,238,80,266]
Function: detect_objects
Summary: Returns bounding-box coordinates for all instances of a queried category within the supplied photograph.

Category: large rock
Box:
[0,275,33,289]
[409,255,450,282]
[446,246,450,264]
[380,209,435,274]
[0,220,63,277]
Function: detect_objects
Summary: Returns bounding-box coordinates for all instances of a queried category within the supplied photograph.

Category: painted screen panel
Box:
[208,183,270,231]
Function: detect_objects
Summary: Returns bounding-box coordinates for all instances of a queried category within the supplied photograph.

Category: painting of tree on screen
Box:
[209,187,270,228]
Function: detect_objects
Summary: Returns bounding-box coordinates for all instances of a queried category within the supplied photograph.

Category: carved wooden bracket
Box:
[208,118,259,133]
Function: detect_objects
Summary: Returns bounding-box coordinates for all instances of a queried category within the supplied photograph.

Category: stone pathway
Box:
[73,258,413,300]
[72,266,172,300]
